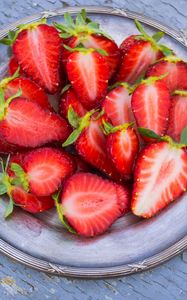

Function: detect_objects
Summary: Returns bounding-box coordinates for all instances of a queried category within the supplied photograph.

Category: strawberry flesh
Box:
[9,56,25,76]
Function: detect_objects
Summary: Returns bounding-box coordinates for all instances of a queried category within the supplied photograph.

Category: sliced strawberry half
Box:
[22,147,75,196]
[12,22,61,94]
[55,10,120,78]
[119,35,137,54]
[59,86,87,118]
[8,56,25,76]
[102,83,134,126]
[146,57,187,92]
[11,186,54,213]
[66,50,109,110]
[0,96,70,148]
[61,172,130,237]
[104,123,139,179]
[131,78,170,137]
[0,138,23,154]
[132,141,187,218]
[167,90,187,142]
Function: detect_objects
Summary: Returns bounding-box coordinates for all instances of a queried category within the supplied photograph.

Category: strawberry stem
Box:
[173,90,187,97]
[102,119,134,135]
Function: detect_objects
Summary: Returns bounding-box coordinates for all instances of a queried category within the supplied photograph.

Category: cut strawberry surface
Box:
[131,79,170,137]
[4,77,52,111]
[102,84,134,126]
[146,58,187,92]
[13,23,61,94]
[12,186,54,213]
[59,86,87,118]
[132,141,187,218]
[167,91,187,142]
[105,124,139,179]
[8,56,25,76]
[116,184,131,216]
[23,147,75,196]
[0,98,70,148]
[66,50,109,110]
[61,173,128,237]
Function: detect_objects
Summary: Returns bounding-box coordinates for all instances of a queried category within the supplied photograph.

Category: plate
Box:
[0,6,187,278]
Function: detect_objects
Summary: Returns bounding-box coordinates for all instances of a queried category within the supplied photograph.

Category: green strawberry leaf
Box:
[159,44,173,56]
[0,184,7,195]
[95,48,108,56]
[67,106,80,128]
[62,128,82,147]
[52,192,76,234]
[4,197,14,218]
[180,126,187,145]
[152,31,164,42]
[10,163,29,192]
[60,84,71,95]
[64,12,75,29]
[138,127,162,140]
[173,90,187,97]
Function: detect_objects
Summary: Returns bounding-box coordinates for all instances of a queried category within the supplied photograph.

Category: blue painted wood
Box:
[0,1,187,299]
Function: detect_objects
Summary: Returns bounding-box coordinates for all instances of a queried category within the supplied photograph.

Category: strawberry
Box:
[146,56,187,92]
[11,20,61,94]
[102,83,134,126]
[167,90,187,142]
[0,91,70,148]
[59,85,87,118]
[61,172,130,236]
[131,76,170,138]
[115,20,172,84]
[0,70,52,111]
[62,109,121,181]
[103,121,139,179]
[116,184,131,216]
[9,56,25,76]
[131,129,187,218]
[18,147,75,196]
[66,48,109,110]
[0,138,22,154]
[119,35,137,54]
[55,10,120,78]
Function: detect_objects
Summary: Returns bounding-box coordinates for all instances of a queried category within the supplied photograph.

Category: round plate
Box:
[0,6,187,278]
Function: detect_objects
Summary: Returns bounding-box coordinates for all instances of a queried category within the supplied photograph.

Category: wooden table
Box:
[0,0,187,299]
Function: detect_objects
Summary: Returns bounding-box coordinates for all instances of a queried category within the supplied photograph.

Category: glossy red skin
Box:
[0,138,23,154]
[62,34,120,79]
[0,98,71,148]
[5,77,53,111]
[13,24,61,94]
[12,187,54,213]
[66,51,109,110]
[131,81,171,140]
[106,127,139,179]
[146,60,187,92]
[8,56,25,76]
[59,87,87,119]
[119,35,137,53]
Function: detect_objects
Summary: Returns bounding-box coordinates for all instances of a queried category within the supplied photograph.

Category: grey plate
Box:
[0,6,187,278]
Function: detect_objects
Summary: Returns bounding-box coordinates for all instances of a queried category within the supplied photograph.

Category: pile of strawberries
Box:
[0,10,187,237]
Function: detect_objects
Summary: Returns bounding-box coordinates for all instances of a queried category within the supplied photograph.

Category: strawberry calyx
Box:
[173,90,187,97]
[102,119,134,135]
[63,43,108,56]
[108,82,134,94]
[52,191,76,234]
[0,68,20,90]
[54,9,112,41]
[138,127,187,148]
[134,19,173,56]
[140,73,168,85]
[62,107,98,147]
[0,88,22,120]
[60,84,71,95]
[159,55,182,63]
[0,18,46,46]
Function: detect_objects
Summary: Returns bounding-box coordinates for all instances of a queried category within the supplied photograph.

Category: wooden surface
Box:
[0,0,187,299]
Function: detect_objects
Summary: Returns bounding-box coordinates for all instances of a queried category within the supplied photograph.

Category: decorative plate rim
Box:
[0,5,186,278]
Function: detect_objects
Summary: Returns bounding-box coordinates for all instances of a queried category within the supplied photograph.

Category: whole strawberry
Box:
[55,10,120,79]
[115,20,172,84]
[132,128,187,218]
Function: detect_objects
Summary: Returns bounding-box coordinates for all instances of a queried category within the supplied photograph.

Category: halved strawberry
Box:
[8,56,25,76]
[116,184,131,216]
[61,172,130,237]
[0,71,52,111]
[66,49,109,110]
[132,138,187,218]
[22,147,75,196]
[114,21,171,84]
[0,138,22,154]
[59,86,87,118]
[0,94,70,148]
[167,90,187,142]
[12,21,61,94]
[63,109,121,181]
[11,186,54,213]
[55,10,120,78]
[102,83,134,126]
[131,77,170,138]
[103,122,139,179]
[119,35,137,54]
[146,56,187,92]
